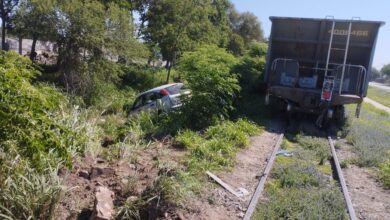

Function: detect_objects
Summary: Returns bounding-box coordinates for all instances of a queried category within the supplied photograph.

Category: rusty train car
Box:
[264,17,384,126]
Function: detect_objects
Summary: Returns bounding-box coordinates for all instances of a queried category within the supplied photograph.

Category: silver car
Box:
[130,83,190,115]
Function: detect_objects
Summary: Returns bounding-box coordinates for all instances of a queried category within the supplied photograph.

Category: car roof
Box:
[137,83,183,97]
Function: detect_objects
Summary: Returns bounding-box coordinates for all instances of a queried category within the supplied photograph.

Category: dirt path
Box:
[179,120,284,220]
[364,97,390,114]
[336,143,390,220]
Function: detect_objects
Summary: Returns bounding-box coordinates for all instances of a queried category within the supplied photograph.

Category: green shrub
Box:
[118,111,160,147]
[121,64,166,91]
[234,43,267,90]
[179,45,240,129]
[88,82,137,114]
[379,160,390,188]
[175,119,261,174]
[205,119,261,147]
[0,51,91,169]
[0,149,62,220]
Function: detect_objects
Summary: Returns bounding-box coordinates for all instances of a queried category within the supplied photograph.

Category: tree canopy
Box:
[381,64,390,77]
[141,0,230,64]
[227,4,264,47]
[1,0,266,93]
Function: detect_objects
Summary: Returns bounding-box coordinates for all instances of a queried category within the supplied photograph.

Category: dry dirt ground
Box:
[55,141,186,220]
[336,141,390,220]
[177,120,283,220]
[55,120,283,220]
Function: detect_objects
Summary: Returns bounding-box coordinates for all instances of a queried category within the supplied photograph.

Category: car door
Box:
[131,94,146,114]
[141,92,159,111]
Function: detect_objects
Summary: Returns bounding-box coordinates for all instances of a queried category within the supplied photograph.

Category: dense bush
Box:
[179,45,240,128]
[88,82,137,114]
[121,64,167,91]
[0,52,93,168]
[0,52,103,219]
[234,42,267,90]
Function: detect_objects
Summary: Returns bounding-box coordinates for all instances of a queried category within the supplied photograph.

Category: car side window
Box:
[143,93,154,104]
[133,95,144,109]
[144,92,161,104]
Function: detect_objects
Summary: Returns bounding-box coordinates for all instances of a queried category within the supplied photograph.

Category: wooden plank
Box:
[243,133,284,220]
[206,171,241,198]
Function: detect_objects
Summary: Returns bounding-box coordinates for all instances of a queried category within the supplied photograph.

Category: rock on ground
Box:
[90,186,114,220]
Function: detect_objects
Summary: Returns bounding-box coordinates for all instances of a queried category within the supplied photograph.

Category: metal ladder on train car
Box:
[324,19,353,94]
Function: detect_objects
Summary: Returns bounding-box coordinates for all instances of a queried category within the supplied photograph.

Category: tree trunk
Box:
[166,61,172,84]
[18,36,22,54]
[30,36,38,61]
[1,17,6,50]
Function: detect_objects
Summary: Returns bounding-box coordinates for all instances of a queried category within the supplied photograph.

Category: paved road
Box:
[369,82,390,92]
[364,97,390,114]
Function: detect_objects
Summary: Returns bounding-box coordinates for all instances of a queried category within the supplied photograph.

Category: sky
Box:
[231,0,390,69]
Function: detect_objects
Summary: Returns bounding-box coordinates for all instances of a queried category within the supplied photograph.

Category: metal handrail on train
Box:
[270,58,300,87]
[271,58,300,72]
[334,64,367,97]
[270,59,366,97]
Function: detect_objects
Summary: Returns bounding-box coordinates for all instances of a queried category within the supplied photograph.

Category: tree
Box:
[370,67,381,81]
[141,0,230,83]
[0,0,19,50]
[179,45,240,128]
[227,4,264,47]
[227,33,245,56]
[14,0,58,60]
[56,0,147,96]
[234,42,267,89]
[381,64,390,78]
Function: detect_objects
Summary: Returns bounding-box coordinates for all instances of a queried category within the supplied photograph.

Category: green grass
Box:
[175,119,262,174]
[254,134,347,219]
[368,86,390,108]
[344,103,390,167]
[142,119,263,206]
[379,161,390,188]
[341,103,390,188]
[254,187,347,220]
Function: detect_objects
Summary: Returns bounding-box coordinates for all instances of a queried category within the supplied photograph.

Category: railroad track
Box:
[243,130,357,220]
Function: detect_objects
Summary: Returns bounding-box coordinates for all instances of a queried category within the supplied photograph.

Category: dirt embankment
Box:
[56,141,186,220]
[177,121,283,220]
[55,120,284,220]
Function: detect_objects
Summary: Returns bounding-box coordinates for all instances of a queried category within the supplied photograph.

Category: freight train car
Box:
[264,17,384,126]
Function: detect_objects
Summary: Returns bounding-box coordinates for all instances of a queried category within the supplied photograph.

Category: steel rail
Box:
[327,135,357,220]
[243,130,356,220]
[243,133,284,220]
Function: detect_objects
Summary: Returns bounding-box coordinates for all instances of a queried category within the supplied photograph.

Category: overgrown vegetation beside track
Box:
[339,103,390,188]
[0,34,268,218]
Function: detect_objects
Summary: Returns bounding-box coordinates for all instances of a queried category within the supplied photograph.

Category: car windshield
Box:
[165,84,183,95]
